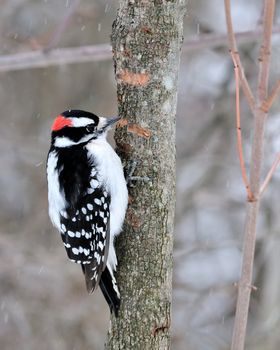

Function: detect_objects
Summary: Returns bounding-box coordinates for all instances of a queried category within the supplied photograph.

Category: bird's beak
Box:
[104,116,121,128]
[97,116,121,134]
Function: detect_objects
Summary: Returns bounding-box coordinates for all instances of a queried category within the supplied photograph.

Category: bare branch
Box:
[260,151,280,196]
[0,44,112,72]
[230,1,276,350]
[0,27,279,73]
[257,0,275,103]
[183,25,280,52]
[261,78,280,112]
[224,0,256,114]
[230,52,253,200]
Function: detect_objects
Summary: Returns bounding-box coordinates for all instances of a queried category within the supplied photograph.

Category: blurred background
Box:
[0,0,280,349]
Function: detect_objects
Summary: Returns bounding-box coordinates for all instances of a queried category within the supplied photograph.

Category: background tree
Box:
[106,1,186,349]
[224,0,280,349]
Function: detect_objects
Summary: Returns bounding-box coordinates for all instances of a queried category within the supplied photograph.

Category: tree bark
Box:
[106,1,186,349]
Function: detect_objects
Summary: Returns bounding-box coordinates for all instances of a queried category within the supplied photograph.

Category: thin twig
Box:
[229,1,276,349]
[260,152,280,196]
[230,51,253,200]
[182,26,280,52]
[224,0,256,114]
[257,0,275,104]
[0,44,112,72]
[0,27,280,73]
[261,78,280,112]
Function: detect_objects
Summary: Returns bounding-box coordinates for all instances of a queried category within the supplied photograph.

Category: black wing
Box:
[56,145,110,292]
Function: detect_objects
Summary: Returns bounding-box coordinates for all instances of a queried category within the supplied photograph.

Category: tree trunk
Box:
[106,1,186,349]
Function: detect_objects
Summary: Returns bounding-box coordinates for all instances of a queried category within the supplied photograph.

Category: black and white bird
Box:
[47,110,128,316]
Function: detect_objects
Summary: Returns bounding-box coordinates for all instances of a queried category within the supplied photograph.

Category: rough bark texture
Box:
[106,1,186,349]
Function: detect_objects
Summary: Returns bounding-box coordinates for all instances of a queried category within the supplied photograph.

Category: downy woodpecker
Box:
[47,110,128,316]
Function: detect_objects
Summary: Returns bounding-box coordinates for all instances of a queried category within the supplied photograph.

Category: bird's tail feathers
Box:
[99,265,120,317]
[81,261,102,294]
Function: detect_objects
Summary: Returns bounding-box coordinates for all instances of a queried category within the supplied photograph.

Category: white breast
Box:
[86,136,128,270]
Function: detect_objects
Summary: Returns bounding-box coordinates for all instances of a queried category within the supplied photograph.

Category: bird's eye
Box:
[86,124,95,132]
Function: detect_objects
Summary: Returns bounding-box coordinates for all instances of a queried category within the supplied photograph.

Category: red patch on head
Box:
[51,115,72,131]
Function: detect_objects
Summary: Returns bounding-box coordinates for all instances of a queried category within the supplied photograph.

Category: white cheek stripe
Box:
[70,117,93,127]
[54,134,93,148]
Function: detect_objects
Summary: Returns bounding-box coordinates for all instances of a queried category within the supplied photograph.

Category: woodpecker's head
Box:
[51,110,120,148]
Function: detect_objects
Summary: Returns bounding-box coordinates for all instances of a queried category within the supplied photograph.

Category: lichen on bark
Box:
[106,1,186,349]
